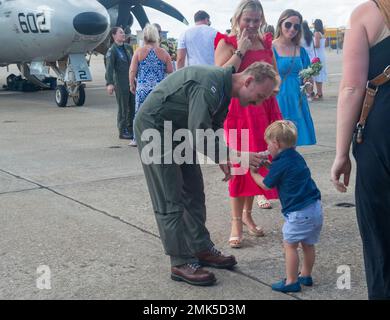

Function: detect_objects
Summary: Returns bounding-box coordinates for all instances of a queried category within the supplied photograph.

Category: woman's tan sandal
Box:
[247,226,265,237]
[229,236,242,248]
[229,216,243,248]
[257,195,272,209]
[243,210,265,237]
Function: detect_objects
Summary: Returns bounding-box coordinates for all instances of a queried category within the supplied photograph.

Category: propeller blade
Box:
[98,0,188,27]
[141,0,188,25]
[98,0,121,9]
[131,5,149,29]
[116,1,133,28]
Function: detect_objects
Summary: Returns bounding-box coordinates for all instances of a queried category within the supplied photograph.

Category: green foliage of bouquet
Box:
[299,57,322,79]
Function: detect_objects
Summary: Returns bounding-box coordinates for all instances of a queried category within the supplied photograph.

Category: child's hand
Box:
[261,160,271,169]
[258,150,270,158]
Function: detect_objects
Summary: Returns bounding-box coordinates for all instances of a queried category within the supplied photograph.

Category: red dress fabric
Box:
[215,32,282,198]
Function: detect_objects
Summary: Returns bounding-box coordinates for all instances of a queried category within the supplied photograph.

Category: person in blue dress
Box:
[129,23,173,146]
[272,9,316,146]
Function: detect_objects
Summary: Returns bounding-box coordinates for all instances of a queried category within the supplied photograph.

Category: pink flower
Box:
[311,57,321,64]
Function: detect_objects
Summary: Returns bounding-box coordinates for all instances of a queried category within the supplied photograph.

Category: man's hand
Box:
[107,84,115,95]
[248,152,263,170]
[219,164,232,182]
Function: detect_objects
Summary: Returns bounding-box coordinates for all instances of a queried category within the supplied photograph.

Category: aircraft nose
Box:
[73,12,109,36]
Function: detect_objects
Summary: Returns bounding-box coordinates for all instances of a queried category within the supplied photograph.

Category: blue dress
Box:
[135,48,166,113]
[273,47,316,146]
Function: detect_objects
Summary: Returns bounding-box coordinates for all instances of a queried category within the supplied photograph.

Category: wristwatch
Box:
[234,49,244,60]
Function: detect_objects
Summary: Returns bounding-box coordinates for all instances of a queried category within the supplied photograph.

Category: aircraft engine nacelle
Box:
[0,0,110,64]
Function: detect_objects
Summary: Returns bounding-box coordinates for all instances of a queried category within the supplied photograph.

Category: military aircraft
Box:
[0,0,187,107]
[0,0,111,107]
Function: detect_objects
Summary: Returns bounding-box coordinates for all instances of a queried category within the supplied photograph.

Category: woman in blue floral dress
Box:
[129,24,173,146]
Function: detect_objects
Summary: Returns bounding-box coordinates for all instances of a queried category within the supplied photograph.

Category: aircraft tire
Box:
[55,85,68,107]
[73,85,86,106]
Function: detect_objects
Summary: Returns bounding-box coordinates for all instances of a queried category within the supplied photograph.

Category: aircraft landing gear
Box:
[55,83,86,107]
[73,84,86,106]
[51,54,91,108]
[55,85,68,107]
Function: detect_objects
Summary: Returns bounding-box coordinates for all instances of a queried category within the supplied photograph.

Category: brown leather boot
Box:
[171,263,216,286]
[196,247,237,269]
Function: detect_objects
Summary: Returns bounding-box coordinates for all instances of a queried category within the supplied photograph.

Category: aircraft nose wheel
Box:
[73,85,86,106]
[55,85,68,107]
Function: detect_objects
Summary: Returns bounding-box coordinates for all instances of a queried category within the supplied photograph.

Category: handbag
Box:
[355,65,390,143]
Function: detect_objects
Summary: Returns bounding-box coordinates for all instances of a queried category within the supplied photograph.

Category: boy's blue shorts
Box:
[282,200,323,245]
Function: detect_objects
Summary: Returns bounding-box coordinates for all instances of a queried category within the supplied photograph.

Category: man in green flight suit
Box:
[134,61,279,286]
[105,27,135,139]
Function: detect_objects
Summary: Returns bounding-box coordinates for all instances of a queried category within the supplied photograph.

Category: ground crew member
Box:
[134,62,278,286]
[105,27,135,139]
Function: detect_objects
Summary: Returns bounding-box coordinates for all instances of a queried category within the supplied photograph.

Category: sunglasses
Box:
[284,22,301,31]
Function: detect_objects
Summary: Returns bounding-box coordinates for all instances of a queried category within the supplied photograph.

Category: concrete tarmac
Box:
[0,51,367,300]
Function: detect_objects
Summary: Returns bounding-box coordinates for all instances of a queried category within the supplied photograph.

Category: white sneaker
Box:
[128,139,137,147]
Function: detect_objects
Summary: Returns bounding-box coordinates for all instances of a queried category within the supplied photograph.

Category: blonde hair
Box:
[230,0,266,36]
[242,61,279,88]
[377,0,390,29]
[274,9,303,46]
[143,23,159,44]
[265,120,297,147]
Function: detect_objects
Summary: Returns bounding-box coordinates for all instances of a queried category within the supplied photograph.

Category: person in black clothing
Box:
[105,27,135,139]
[331,0,390,300]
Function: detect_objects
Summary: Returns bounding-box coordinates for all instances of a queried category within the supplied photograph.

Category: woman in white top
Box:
[313,19,328,99]
[301,21,316,100]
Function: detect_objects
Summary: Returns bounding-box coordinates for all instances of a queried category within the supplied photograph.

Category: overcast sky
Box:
[131,0,366,38]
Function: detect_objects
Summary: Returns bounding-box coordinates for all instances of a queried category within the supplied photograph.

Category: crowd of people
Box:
[105,0,390,299]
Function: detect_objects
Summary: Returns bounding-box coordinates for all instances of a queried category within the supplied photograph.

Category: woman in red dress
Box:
[215,0,282,248]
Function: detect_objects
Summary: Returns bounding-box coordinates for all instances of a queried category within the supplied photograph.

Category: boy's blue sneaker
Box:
[298,275,313,286]
[271,279,301,293]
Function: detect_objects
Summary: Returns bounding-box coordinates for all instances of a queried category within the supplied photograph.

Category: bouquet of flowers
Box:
[299,57,323,96]
[299,57,322,79]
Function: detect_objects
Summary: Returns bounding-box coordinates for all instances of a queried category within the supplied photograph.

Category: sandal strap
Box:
[257,197,271,207]
[231,216,242,221]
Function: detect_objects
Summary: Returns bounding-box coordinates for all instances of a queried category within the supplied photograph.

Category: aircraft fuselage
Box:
[0,0,110,65]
